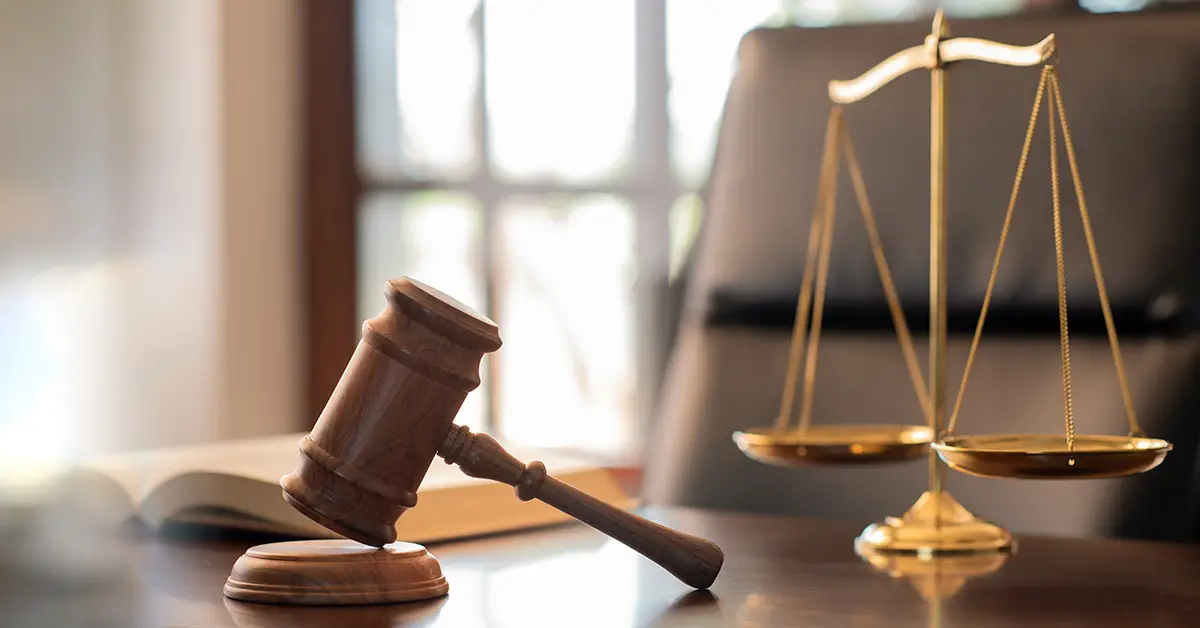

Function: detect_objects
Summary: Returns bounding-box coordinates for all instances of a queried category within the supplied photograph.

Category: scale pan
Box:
[933,434,1172,480]
[733,424,933,466]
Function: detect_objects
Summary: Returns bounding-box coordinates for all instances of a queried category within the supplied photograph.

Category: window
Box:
[352,0,797,459]
[340,0,1108,458]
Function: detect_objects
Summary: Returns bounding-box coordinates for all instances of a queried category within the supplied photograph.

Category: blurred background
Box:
[1,0,1197,513]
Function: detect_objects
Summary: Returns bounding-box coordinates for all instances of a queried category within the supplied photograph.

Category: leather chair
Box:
[643,11,1200,542]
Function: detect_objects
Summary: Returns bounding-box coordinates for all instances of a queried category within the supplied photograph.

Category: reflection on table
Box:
[4,507,1200,627]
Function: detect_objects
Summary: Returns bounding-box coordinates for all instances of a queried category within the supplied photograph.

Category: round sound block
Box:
[223,539,449,606]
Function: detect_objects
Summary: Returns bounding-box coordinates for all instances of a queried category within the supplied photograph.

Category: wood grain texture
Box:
[280,276,726,589]
[223,540,447,605]
[282,278,501,547]
[439,424,724,589]
[12,507,1200,627]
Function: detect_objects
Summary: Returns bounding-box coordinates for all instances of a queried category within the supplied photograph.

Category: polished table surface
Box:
[5,506,1200,627]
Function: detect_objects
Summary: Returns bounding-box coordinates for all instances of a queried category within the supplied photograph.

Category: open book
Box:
[80,432,634,544]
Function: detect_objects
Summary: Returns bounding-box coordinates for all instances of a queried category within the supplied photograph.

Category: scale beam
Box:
[828,29,1054,104]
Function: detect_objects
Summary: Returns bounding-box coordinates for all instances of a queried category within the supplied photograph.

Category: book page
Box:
[81,431,629,542]
[82,432,308,503]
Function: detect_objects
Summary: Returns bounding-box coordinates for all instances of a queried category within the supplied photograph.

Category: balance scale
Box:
[732,10,1173,556]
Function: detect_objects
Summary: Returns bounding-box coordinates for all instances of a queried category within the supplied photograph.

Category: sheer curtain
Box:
[0,0,300,486]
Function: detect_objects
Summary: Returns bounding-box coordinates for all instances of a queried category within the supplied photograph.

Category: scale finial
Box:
[931,8,948,39]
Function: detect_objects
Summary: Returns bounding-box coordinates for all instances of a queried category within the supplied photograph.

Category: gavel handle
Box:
[438,424,724,589]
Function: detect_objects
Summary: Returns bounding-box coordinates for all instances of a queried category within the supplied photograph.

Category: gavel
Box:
[279,277,724,590]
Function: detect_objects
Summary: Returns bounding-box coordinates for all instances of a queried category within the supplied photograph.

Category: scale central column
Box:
[929,55,947,497]
[854,11,1013,556]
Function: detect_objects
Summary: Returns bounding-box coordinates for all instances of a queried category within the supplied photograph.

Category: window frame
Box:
[302,0,360,427]
[301,0,680,451]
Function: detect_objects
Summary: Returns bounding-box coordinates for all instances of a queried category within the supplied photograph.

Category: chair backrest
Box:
[685,12,1200,319]
[646,11,1200,541]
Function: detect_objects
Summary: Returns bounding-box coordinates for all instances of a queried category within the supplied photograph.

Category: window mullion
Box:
[631,0,673,461]
[472,1,502,435]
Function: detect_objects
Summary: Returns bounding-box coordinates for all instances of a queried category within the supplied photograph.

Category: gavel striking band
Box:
[281,277,724,590]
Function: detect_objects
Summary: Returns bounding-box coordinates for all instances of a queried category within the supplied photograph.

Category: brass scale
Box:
[730,9,1174,598]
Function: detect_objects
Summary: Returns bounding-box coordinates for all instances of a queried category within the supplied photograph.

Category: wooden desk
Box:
[5,507,1200,627]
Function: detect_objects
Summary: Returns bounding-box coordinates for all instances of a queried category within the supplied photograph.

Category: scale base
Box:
[855,491,1012,555]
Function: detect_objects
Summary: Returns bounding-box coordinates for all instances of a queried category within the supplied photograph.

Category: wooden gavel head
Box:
[281,277,501,547]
